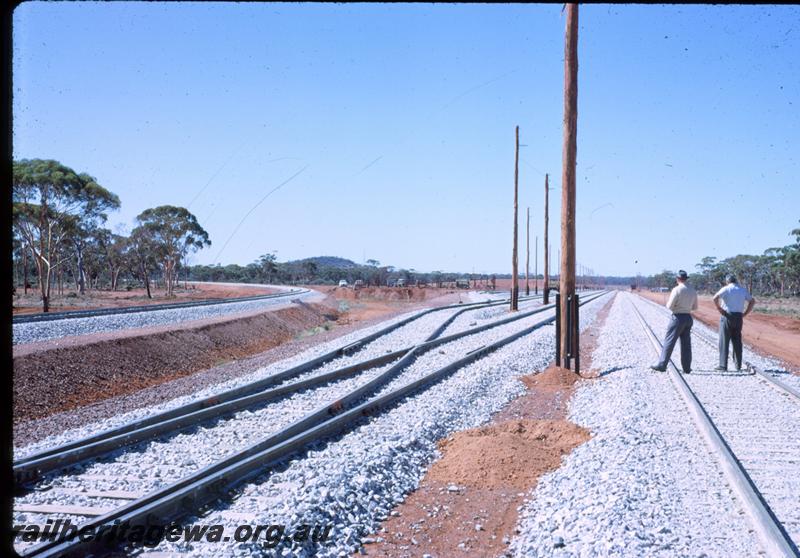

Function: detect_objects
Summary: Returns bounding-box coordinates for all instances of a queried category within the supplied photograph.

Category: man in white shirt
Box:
[651,270,698,373]
[712,274,755,371]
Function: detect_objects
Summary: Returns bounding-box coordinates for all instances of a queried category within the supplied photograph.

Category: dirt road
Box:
[636,290,800,371]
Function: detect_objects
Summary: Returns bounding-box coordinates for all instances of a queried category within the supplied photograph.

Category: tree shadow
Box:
[596,365,628,377]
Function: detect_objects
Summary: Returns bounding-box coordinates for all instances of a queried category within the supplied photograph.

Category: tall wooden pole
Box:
[543,173,550,304]
[511,126,520,311]
[560,3,579,368]
[525,207,530,296]
[557,249,561,280]
[534,235,539,295]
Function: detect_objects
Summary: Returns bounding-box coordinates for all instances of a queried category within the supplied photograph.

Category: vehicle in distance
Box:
[338,280,349,287]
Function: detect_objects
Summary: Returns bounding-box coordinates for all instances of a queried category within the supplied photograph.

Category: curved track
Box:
[14,291,606,557]
[12,288,308,324]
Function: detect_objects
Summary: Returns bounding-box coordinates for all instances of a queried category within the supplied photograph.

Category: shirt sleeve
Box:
[667,289,677,311]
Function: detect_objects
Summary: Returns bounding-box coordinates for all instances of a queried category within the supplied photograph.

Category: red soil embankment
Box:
[13,302,338,424]
[637,291,800,372]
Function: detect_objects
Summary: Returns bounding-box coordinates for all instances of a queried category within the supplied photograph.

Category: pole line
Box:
[212,164,309,265]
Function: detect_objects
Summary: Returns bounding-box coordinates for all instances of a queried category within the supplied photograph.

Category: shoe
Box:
[714,365,727,371]
[683,369,691,374]
[649,364,666,372]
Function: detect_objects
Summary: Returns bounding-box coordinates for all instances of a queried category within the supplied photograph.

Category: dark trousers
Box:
[719,312,744,369]
[657,313,693,371]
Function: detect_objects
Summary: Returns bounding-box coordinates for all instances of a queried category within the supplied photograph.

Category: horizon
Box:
[12,3,800,276]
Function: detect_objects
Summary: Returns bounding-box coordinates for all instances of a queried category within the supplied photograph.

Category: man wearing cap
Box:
[712,274,755,371]
[650,270,698,373]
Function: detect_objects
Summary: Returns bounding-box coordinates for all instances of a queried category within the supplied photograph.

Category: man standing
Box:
[712,274,755,371]
[650,270,698,373]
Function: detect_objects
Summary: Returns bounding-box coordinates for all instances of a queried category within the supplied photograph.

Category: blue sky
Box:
[12,3,800,276]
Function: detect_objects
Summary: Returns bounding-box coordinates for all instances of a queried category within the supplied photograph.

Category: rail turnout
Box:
[15,291,608,557]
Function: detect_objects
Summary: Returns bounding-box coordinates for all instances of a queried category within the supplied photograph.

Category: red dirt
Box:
[309,285,466,303]
[360,294,615,557]
[637,291,800,372]
[12,302,338,424]
[429,419,590,490]
[362,370,591,558]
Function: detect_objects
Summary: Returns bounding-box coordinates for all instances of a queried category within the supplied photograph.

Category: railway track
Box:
[628,295,800,557]
[12,288,309,324]
[13,293,543,482]
[14,291,605,557]
[635,293,800,397]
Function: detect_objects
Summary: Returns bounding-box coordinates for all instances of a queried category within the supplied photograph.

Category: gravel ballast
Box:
[14,298,555,498]
[510,292,765,557]
[128,294,610,557]
[631,294,800,547]
[634,294,800,391]
[13,292,601,557]
[14,305,436,460]
[13,286,315,345]
[14,294,545,456]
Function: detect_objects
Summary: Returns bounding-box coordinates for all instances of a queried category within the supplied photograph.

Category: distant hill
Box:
[288,256,360,269]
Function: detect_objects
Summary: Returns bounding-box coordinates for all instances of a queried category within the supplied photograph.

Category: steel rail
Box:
[691,325,800,401]
[629,299,800,558]
[635,294,800,401]
[20,292,608,557]
[12,288,310,324]
[14,293,548,482]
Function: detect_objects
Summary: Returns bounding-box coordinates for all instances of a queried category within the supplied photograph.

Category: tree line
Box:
[14,159,798,308]
[644,222,800,296]
[13,159,211,311]
[186,256,482,289]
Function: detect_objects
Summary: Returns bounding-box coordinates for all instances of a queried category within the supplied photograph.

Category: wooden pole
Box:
[543,173,550,304]
[525,207,530,296]
[560,3,579,369]
[534,235,539,295]
[511,126,520,311]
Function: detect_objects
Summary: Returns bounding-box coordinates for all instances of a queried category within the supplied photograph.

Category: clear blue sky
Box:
[12,3,800,276]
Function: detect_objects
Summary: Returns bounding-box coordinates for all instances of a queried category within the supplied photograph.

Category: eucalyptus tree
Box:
[258,253,278,284]
[13,159,120,311]
[126,225,159,298]
[95,228,128,291]
[301,260,318,283]
[132,205,211,297]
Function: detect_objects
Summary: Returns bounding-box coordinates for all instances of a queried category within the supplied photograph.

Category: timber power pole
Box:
[526,207,531,296]
[559,3,579,369]
[511,125,520,311]
[543,173,550,304]
[534,235,539,295]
